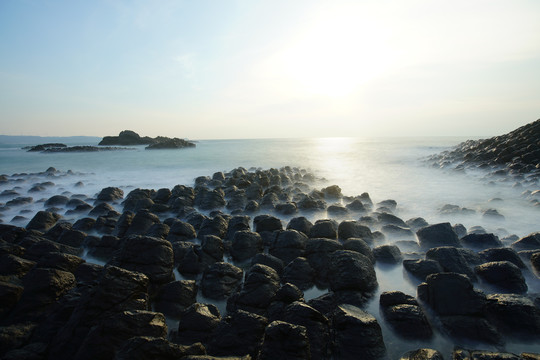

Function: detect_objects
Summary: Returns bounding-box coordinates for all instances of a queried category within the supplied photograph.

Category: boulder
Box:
[96,187,124,202]
[479,247,526,268]
[403,259,443,281]
[114,336,206,360]
[45,195,69,207]
[89,202,117,217]
[167,220,197,242]
[484,293,540,339]
[281,257,315,290]
[250,253,284,275]
[417,272,485,316]
[416,222,460,249]
[0,254,35,277]
[286,216,313,236]
[75,310,168,360]
[460,233,502,250]
[373,244,402,264]
[258,320,310,360]
[378,213,407,227]
[308,219,338,239]
[125,210,160,236]
[379,291,432,340]
[532,252,540,275]
[439,314,503,346]
[174,303,221,345]
[197,215,228,240]
[194,188,226,210]
[405,217,429,231]
[278,301,330,360]
[425,246,476,280]
[328,250,378,293]
[201,262,243,300]
[35,252,84,273]
[254,215,283,233]
[269,230,308,265]
[400,348,444,360]
[331,304,386,360]
[230,230,263,262]
[207,310,268,358]
[511,232,540,251]
[337,220,373,241]
[305,238,342,283]
[227,264,280,315]
[0,281,24,317]
[342,238,375,263]
[110,235,174,284]
[26,211,61,232]
[154,280,198,318]
[475,261,528,293]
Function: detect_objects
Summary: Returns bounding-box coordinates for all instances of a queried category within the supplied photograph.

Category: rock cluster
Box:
[0,165,539,359]
[99,130,196,150]
[428,118,540,187]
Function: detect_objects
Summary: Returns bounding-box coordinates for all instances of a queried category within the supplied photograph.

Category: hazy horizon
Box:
[1,0,539,139]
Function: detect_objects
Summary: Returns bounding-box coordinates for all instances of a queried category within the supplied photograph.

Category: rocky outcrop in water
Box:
[99,130,196,150]
[428,118,540,183]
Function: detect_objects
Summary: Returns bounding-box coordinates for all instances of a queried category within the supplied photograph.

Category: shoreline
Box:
[1,165,539,359]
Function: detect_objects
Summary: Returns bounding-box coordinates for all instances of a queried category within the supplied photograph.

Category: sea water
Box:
[1,136,539,357]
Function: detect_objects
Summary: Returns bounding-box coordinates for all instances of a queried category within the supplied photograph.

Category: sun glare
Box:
[275,7,396,97]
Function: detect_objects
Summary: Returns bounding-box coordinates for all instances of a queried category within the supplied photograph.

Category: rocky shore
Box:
[25,144,135,153]
[0,164,539,360]
[427,119,540,190]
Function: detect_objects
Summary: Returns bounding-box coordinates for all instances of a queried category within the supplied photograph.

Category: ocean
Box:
[1,136,539,357]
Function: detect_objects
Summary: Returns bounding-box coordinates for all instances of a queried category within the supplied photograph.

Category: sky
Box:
[0,0,539,140]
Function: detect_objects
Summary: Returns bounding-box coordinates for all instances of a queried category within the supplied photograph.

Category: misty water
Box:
[1,136,539,358]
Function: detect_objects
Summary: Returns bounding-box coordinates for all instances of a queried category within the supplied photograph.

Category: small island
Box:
[99,130,196,150]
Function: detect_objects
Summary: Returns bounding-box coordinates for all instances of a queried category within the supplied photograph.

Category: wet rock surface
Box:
[0,164,539,359]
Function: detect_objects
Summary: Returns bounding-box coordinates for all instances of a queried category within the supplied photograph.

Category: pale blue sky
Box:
[1,0,539,139]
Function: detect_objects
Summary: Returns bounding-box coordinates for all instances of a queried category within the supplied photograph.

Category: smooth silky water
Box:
[1,136,539,358]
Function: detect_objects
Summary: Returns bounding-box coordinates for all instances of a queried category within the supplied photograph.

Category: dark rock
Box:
[197,215,228,240]
[201,262,243,300]
[146,223,170,239]
[373,244,402,264]
[416,222,460,249]
[279,301,330,360]
[267,283,305,320]
[224,215,251,241]
[0,224,27,243]
[511,232,540,251]
[331,304,386,360]
[453,349,521,360]
[378,213,407,227]
[125,210,160,236]
[439,314,503,345]
[305,238,342,283]
[22,236,82,260]
[426,246,477,280]
[269,229,307,264]
[405,217,429,231]
[0,281,24,317]
[98,130,152,145]
[475,261,527,293]
[418,272,485,316]
[244,200,259,213]
[47,266,149,359]
[0,323,37,357]
[337,220,373,241]
[321,185,342,198]
[88,202,116,217]
[453,223,467,238]
[174,303,221,345]
[114,336,206,360]
[207,310,268,358]
[403,259,443,281]
[297,194,326,211]
[110,235,174,284]
[479,247,526,268]
[154,280,198,318]
[0,254,35,277]
[194,188,226,210]
[96,187,124,202]
[230,230,263,262]
[74,310,168,360]
[282,257,315,290]
[379,291,432,340]
[146,137,195,149]
[275,202,298,215]
[167,220,196,242]
[227,264,280,315]
[400,348,444,360]
[26,211,61,232]
[342,238,375,263]
[6,197,33,207]
[35,252,84,273]
[44,195,69,207]
[381,224,414,238]
[250,253,284,275]
[308,219,338,239]
[55,228,86,248]
[483,208,505,220]
[258,320,310,360]
[328,250,378,293]
[286,216,313,236]
[345,199,367,212]
[84,235,122,260]
[532,252,540,274]
[485,293,540,339]
[254,214,283,233]
[461,233,502,250]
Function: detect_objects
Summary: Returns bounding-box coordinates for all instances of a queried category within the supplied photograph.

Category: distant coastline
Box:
[0,135,101,145]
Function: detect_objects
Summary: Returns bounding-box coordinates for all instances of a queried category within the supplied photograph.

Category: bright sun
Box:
[274,6,397,97]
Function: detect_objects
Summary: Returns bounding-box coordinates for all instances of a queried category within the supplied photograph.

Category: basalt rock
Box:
[511,232,540,251]
[373,244,402,264]
[114,336,206,360]
[96,187,124,202]
[258,320,310,360]
[26,211,61,232]
[479,247,526,268]
[308,219,338,239]
[328,250,378,293]
[484,293,540,339]
[173,303,221,346]
[281,257,315,290]
[201,262,243,300]
[286,216,313,236]
[125,210,160,236]
[250,253,284,275]
[269,229,307,265]
[379,291,432,340]
[197,215,228,240]
[475,261,528,293]
[403,259,443,281]
[331,304,386,360]
[154,280,198,318]
[230,230,263,262]
[400,348,444,360]
[416,222,460,250]
[342,238,375,263]
[461,233,503,250]
[337,220,373,241]
[425,246,477,280]
[167,220,197,242]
